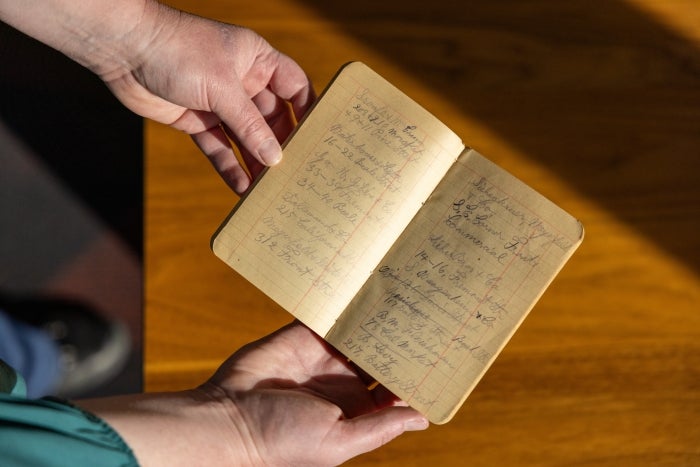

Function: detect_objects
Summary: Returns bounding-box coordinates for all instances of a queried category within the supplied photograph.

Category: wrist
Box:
[78,387,256,466]
[195,382,265,465]
[0,0,166,78]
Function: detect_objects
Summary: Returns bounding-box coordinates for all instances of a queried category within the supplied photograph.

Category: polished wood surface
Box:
[145,0,700,464]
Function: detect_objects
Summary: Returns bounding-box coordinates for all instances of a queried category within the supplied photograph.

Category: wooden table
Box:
[146,1,700,464]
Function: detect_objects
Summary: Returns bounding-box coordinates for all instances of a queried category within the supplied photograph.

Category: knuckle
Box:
[239,111,268,140]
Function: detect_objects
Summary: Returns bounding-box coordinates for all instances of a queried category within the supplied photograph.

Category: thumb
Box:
[217,88,282,166]
[331,407,429,464]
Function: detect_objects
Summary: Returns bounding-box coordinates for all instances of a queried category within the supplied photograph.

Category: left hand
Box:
[201,321,429,466]
[81,321,428,466]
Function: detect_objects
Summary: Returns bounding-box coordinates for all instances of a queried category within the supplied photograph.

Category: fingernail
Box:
[258,139,282,165]
[404,417,429,431]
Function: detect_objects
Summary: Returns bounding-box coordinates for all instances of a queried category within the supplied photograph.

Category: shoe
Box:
[0,294,131,398]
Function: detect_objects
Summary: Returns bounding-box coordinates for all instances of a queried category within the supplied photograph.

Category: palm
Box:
[205,322,418,466]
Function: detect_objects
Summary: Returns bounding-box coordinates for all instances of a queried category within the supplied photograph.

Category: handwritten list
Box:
[213,65,463,336]
[326,150,582,423]
[213,62,583,423]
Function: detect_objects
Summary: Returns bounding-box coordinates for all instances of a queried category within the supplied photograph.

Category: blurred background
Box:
[2,0,698,464]
[0,21,142,396]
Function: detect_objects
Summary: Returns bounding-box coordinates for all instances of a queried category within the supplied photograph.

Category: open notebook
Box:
[212,62,583,423]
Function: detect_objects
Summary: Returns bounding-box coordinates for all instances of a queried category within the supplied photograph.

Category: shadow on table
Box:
[299,0,700,273]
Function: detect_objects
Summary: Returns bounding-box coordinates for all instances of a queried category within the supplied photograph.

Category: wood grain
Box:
[146,0,700,464]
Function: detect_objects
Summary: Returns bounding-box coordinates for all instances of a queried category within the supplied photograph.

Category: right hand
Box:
[101,2,315,193]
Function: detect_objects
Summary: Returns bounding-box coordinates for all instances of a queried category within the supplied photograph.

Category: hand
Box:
[81,322,428,466]
[202,321,429,466]
[102,3,315,194]
[1,0,315,194]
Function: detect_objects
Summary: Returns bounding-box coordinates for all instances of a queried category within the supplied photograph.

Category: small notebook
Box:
[212,62,583,423]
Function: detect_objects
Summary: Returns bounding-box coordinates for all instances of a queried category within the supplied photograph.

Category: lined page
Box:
[212,62,464,336]
[326,149,584,423]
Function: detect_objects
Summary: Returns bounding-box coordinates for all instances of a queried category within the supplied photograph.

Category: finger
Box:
[172,108,223,135]
[230,89,292,184]
[221,124,266,187]
[253,88,295,144]
[346,360,378,387]
[290,82,316,122]
[266,53,316,121]
[371,384,406,409]
[191,125,252,194]
[330,407,429,465]
[215,84,283,167]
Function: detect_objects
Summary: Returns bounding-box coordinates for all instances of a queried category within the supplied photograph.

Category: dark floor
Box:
[0,22,143,397]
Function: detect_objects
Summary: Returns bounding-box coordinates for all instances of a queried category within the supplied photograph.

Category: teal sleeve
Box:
[0,358,26,396]
[0,360,139,467]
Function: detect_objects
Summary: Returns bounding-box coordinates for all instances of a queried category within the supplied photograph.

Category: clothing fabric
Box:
[0,359,138,466]
[0,308,62,397]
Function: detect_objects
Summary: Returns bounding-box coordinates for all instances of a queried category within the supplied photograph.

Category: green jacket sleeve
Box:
[0,360,138,467]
